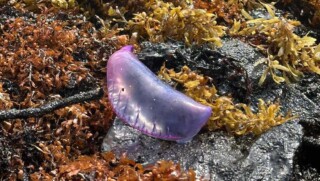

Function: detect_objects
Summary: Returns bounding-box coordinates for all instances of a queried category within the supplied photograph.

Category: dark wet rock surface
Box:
[138,39,258,103]
[103,40,320,180]
[291,74,320,180]
[103,118,302,180]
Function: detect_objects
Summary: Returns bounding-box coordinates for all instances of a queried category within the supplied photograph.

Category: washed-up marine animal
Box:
[107,45,212,143]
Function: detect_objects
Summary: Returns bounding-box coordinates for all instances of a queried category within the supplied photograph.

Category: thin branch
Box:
[0,88,104,120]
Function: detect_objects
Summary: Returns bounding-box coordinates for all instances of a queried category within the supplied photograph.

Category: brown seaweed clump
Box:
[0,4,111,179]
[193,0,243,24]
[159,65,295,135]
[31,151,195,180]
[231,4,320,85]
[127,0,226,47]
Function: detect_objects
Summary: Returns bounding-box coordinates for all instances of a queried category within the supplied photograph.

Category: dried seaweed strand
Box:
[0,88,103,120]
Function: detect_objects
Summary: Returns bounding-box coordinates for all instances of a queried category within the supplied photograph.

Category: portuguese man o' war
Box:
[106,45,212,143]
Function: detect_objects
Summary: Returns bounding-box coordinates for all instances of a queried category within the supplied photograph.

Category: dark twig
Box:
[0,88,104,120]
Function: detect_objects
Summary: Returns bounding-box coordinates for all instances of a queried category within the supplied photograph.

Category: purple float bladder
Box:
[107,45,212,143]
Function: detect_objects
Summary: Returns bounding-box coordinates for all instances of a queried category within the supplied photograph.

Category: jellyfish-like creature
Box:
[107,45,212,143]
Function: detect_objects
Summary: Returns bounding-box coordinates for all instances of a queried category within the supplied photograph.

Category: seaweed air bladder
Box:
[106,45,212,143]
